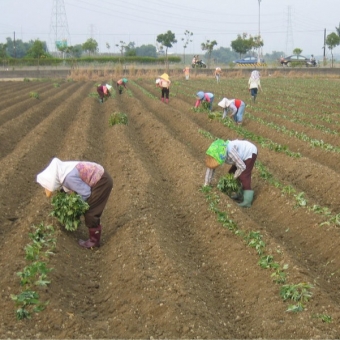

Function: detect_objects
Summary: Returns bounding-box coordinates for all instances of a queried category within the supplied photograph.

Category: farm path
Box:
[0,78,340,339]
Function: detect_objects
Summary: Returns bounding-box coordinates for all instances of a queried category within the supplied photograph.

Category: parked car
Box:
[280,55,308,66]
[233,56,265,65]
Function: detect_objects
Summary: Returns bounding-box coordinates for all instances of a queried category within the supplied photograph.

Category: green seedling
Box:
[11,290,48,320]
[198,129,215,140]
[217,173,242,197]
[258,255,279,269]
[280,282,314,302]
[245,231,266,255]
[313,313,332,323]
[29,92,39,99]
[50,192,89,231]
[286,302,304,313]
[109,112,128,126]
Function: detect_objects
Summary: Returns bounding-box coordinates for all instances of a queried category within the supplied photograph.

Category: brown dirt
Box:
[1,76,340,339]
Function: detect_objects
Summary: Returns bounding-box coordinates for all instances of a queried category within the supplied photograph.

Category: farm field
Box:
[1,74,340,339]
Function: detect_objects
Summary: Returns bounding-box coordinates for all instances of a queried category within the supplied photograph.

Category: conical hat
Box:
[159,73,170,81]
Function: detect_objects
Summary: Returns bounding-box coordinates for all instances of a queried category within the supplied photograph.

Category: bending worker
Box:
[204,139,257,207]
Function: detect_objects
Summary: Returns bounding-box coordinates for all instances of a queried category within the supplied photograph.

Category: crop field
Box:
[1,73,340,339]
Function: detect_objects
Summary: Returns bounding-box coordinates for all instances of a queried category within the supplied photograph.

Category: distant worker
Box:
[218,97,246,125]
[156,73,171,103]
[214,67,222,83]
[97,83,112,103]
[248,70,262,103]
[194,91,214,112]
[204,139,258,207]
[116,78,128,94]
[183,66,190,80]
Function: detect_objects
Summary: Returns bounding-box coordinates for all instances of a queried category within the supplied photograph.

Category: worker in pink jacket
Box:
[194,91,214,111]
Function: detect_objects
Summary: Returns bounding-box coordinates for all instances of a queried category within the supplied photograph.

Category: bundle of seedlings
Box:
[50,192,89,231]
[217,173,243,200]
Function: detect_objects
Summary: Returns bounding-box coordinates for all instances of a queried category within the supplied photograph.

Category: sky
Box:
[1,0,339,58]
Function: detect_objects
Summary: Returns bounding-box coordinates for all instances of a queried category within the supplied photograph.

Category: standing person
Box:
[36,157,113,248]
[116,78,128,94]
[214,67,222,83]
[192,55,197,66]
[248,70,262,103]
[204,139,257,207]
[183,66,190,80]
[195,91,214,111]
[218,97,246,125]
[97,83,112,103]
[156,73,171,103]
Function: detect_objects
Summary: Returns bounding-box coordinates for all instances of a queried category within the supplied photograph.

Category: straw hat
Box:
[159,73,170,81]
[205,155,220,169]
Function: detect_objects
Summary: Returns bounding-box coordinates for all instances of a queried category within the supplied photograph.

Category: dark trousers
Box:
[85,170,113,228]
[97,86,105,99]
[229,153,257,190]
[161,87,170,99]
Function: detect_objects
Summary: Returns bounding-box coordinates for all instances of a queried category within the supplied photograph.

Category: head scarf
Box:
[196,91,205,100]
[36,158,79,192]
[106,84,112,90]
[218,98,233,109]
[250,70,260,80]
[122,78,128,83]
[206,139,229,165]
[155,78,161,84]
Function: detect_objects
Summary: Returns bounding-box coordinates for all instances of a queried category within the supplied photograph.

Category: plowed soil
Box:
[1,75,340,339]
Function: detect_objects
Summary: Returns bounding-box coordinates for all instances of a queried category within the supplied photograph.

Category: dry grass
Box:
[67,64,340,82]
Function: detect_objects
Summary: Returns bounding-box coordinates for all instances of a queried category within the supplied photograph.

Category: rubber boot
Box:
[119,90,122,94]
[161,97,164,102]
[78,225,102,248]
[165,98,169,104]
[238,190,254,208]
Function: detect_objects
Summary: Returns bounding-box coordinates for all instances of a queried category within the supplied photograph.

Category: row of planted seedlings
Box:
[246,111,340,153]
[11,192,90,320]
[198,132,332,322]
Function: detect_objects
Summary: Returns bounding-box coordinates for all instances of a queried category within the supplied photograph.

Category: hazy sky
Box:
[1,0,339,58]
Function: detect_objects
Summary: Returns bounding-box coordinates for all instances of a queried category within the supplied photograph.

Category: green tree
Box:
[135,44,157,58]
[335,24,340,37]
[82,38,98,55]
[231,34,253,57]
[6,37,33,58]
[326,32,340,67]
[293,48,302,55]
[201,39,217,68]
[26,39,49,59]
[106,42,111,55]
[210,47,238,64]
[125,42,136,56]
[156,30,177,68]
[0,43,7,59]
[181,30,193,65]
[115,40,126,57]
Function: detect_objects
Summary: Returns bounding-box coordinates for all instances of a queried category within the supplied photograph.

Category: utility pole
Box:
[323,28,326,64]
[257,0,262,62]
[13,32,16,58]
